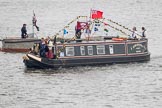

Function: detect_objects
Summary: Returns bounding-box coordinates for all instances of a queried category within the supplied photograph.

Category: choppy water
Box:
[0,0,162,108]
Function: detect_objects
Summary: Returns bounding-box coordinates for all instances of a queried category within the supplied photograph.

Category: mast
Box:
[32,10,35,38]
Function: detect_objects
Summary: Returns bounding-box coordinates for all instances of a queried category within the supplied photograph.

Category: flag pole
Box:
[63,29,65,43]
[90,8,92,20]
[32,10,35,38]
[88,8,92,41]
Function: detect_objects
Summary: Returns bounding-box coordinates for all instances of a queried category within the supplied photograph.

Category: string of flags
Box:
[54,9,104,37]
[54,10,138,57]
[54,17,131,38]
[53,9,137,39]
[106,18,142,37]
[54,16,87,37]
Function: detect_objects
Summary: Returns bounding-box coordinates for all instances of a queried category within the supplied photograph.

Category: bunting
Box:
[104,28,109,32]
[94,27,98,31]
[63,29,68,35]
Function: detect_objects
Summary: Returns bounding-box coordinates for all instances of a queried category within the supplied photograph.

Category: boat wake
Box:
[151,55,162,60]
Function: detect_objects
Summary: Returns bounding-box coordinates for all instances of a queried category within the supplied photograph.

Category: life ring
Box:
[112,38,125,41]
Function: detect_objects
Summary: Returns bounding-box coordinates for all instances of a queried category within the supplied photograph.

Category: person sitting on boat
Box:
[21,24,28,38]
[142,27,146,38]
[29,43,39,55]
[130,27,137,39]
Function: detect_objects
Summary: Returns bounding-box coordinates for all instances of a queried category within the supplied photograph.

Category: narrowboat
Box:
[23,13,150,69]
[23,38,150,69]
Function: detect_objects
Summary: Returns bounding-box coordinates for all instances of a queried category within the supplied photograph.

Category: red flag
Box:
[91,10,103,19]
[76,21,88,30]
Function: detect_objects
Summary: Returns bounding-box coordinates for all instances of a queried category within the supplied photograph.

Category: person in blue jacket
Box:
[39,38,46,57]
[21,24,28,38]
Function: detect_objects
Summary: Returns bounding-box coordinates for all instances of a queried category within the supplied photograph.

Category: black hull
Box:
[23,53,150,69]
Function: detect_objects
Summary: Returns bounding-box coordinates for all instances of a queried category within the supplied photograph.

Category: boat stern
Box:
[23,53,57,69]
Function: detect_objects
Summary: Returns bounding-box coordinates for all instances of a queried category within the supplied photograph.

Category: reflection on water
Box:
[0,52,162,108]
[0,0,162,108]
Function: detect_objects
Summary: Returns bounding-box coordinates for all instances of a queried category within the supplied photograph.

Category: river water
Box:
[0,0,162,108]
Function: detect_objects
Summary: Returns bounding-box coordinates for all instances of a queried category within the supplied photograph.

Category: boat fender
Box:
[22,55,29,60]
[112,38,125,41]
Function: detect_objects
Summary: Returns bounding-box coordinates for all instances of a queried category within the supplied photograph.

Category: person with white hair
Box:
[131,27,137,39]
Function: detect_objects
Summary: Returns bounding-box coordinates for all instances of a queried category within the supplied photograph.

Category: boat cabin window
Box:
[80,46,85,55]
[88,46,93,55]
[109,45,114,54]
[66,47,75,56]
[60,52,65,57]
[97,45,105,55]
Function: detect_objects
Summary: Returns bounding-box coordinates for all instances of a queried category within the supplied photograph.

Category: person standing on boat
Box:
[39,38,46,57]
[75,27,81,39]
[142,27,146,37]
[131,27,137,39]
[21,24,28,38]
[46,36,51,44]
[46,37,54,59]
[33,13,39,31]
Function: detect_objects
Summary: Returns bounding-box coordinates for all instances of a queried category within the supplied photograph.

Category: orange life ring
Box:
[112,38,125,41]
